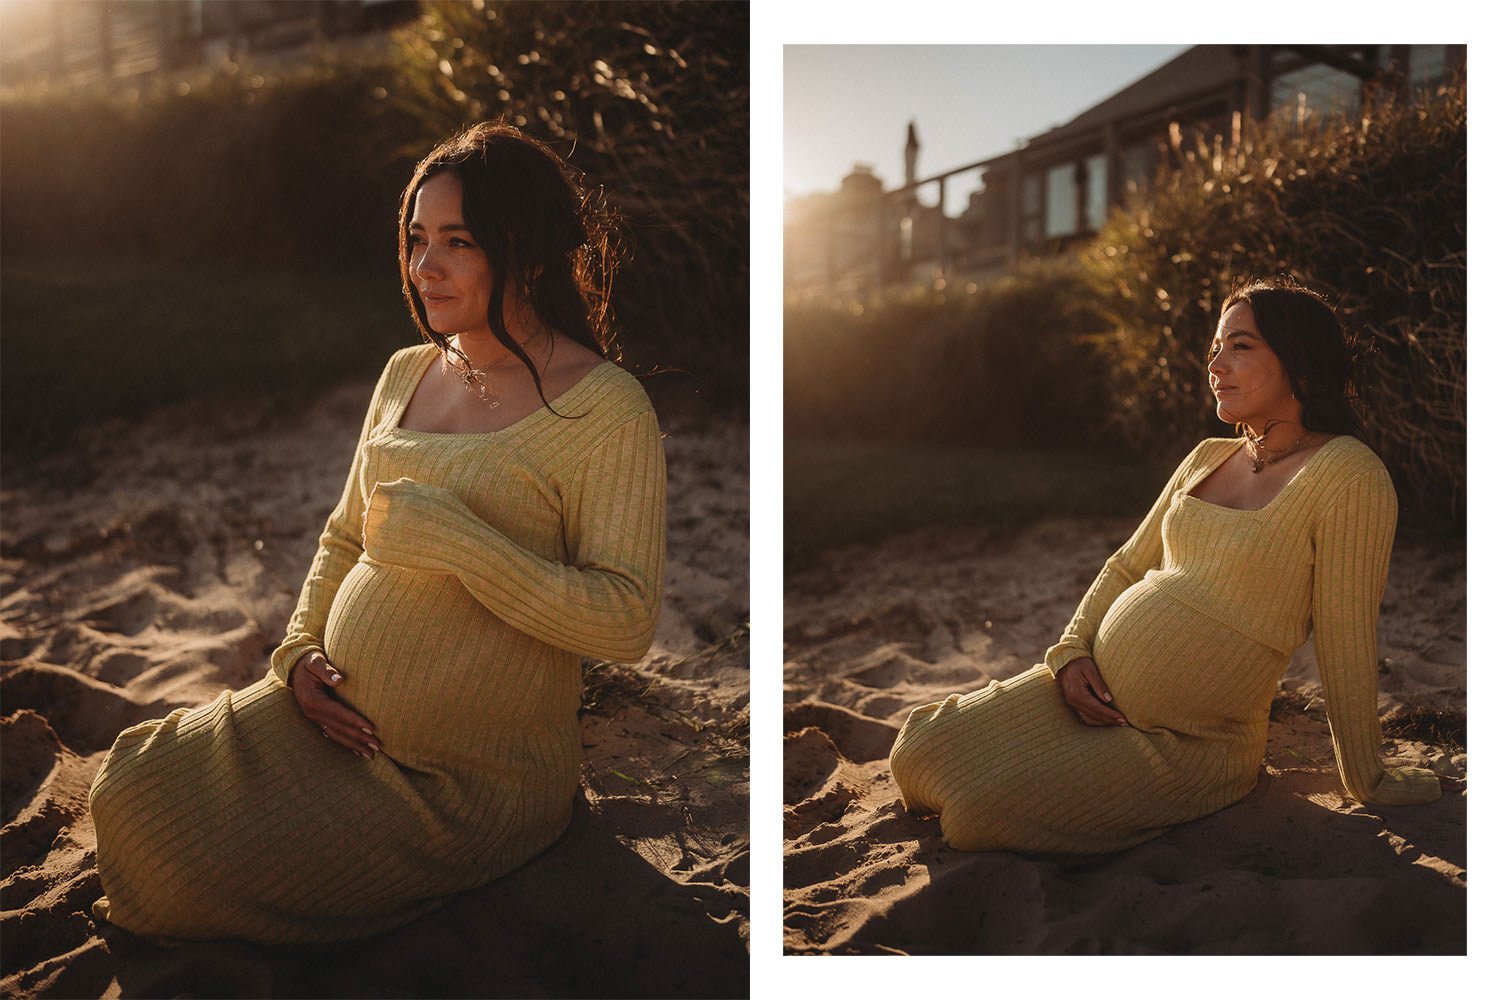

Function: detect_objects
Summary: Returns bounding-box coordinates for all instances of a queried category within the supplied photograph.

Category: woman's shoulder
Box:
[1185,436,1242,459]
[369,342,439,397]
[1173,437,1241,479]
[567,359,656,421]
[1307,435,1395,498]
[383,342,440,378]
[548,362,662,481]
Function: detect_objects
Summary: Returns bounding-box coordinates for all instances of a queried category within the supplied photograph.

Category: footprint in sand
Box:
[847,658,910,690]
[783,702,899,765]
[79,590,160,637]
[783,727,843,805]
[0,663,170,755]
[1,711,61,826]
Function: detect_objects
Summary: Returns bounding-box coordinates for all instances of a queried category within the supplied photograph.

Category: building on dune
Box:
[784,44,1465,302]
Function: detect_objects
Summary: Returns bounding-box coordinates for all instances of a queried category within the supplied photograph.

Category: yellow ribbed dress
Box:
[89,344,666,943]
[889,436,1440,855]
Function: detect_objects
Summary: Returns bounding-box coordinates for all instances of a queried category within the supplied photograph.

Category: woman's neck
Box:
[1248,414,1306,444]
[449,316,549,373]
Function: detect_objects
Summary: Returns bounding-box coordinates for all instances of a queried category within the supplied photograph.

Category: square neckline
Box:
[1180,436,1349,514]
[386,346,614,439]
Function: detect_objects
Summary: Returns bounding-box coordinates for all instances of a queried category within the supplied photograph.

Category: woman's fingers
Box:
[1065,684,1118,725]
[290,652,380,757]
[307,689,381,757]
[302,651,343,687]
[307,702,381,758]
[1059,660,1129,726]
[1082,667,1114,704]
[1075,697,1129,727]
[319,720,381,759]
[317,694,380,749]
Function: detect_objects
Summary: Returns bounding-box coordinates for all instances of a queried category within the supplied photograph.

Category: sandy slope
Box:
[783,520,1465,955]
[1,374,748,997]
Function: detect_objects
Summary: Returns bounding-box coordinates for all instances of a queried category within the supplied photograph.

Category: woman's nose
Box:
[412,246,441,280]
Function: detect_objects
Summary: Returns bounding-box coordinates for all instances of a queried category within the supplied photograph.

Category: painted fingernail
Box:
[361,728,374,736]
[367,743,379,755]
[1102,693,1113,702]
[329,672,342,682]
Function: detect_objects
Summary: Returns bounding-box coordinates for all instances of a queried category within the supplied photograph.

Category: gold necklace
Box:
[1246,432,1308,474]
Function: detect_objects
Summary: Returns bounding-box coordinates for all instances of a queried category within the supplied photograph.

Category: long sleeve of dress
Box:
[1043,444,1207,677]
[1312,467,1441,806]
[361,408,666,662]
[266,361,393,686]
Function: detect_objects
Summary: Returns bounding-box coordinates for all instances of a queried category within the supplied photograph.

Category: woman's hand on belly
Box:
[1057,657,1130,727]
[289,650,383,760]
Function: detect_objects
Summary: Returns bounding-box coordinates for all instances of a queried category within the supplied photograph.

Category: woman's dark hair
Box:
[398,119,620,406]
[1219,275,1365,439]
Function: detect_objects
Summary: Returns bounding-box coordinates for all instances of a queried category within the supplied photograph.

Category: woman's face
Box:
[408,170,495,340]
[1207,301,1299,429]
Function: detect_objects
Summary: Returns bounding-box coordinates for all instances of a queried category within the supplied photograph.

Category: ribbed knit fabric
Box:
[889,436,1440,855]
[88,344,666,943]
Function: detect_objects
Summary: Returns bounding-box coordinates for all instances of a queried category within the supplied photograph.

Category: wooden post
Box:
[1103,120,1120,215]
[1007,152,1023,266]
[936,176,948,281]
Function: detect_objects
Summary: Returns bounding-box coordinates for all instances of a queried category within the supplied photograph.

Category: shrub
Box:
[1085,79,1466,518]
[387,0,748,402]
[0,0,749,445]
[0,57,411,270]
[784,258,1115,449]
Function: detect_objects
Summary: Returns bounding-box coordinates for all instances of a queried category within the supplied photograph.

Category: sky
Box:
[784,44,1191,209]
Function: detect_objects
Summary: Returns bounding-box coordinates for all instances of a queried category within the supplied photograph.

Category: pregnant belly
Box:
[1092,581,1285,732]
[322,559,578,760]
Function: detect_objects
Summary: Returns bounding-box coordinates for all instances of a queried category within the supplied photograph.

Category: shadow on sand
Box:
[96,792,747,998]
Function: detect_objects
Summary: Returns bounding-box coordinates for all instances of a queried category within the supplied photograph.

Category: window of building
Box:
[1121,142,1153,196]
[1409,44,1449,93]
[1271,62,1363,120]
[1044,162,1076,238]
[1084,153,1108,231]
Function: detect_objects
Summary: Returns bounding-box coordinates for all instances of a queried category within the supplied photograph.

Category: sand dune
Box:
[1,375,748,997]
[783,521,1465,955]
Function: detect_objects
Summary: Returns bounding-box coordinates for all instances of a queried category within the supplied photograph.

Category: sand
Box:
[783,518,1465,955]
[0,374,748,997]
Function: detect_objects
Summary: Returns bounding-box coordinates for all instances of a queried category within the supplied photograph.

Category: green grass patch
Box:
[785,437,1166,573]
[2,256,417,454]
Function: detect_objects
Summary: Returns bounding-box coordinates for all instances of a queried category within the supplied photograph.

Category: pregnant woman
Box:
[889,276,1440,855]
[89,120,666,942]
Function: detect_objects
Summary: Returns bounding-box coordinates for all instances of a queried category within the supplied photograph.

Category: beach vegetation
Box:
[1087,77,1466,518]
[785,74,1465,563]
[0,1,746,454]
